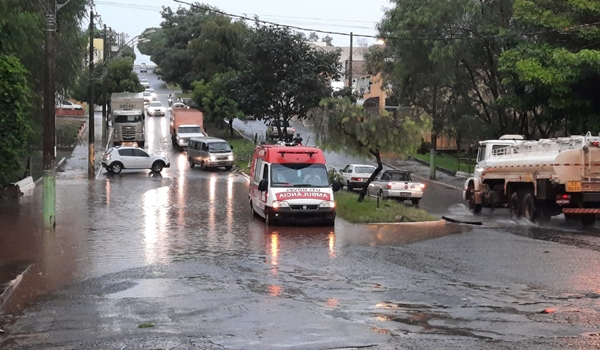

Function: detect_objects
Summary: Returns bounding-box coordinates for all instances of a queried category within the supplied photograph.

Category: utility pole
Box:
[348,32,353,90]
[88,10,95,179]
[102,24,107,144]
[42,0,57,229]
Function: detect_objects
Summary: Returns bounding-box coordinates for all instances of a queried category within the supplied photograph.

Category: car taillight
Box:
[351,177,361,181]
[387,182,392,189]
[420,183,425,190]
[557,194,570,200]
[592,142,600,147]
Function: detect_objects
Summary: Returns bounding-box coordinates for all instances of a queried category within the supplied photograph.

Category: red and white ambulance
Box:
[249,143,340,226]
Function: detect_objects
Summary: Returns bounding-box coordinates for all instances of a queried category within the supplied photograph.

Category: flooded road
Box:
[2,72,600,349]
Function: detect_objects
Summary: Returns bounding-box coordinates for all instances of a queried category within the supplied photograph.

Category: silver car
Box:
[187,137,234,171]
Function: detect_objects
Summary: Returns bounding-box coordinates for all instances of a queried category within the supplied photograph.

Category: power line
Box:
[173,0,600,42]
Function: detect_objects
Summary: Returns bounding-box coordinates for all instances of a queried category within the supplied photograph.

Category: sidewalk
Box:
[59,107,107,179]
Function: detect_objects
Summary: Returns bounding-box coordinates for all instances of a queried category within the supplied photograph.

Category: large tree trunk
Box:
[358,149,383,202]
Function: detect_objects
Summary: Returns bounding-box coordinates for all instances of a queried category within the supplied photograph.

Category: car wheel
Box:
[225,165,233,171]
[110,162,123,174]
[105,167,113,173]
[151,161,164,173]
[189,158,195,168]
[411,199,420,207]
[347,181,352,191]
[200,161,207,170]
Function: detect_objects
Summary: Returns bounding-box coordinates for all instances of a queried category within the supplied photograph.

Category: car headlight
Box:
[227,155,234,160]
[272,201,290,208]
[179,139,184,143]
[210,155,216,161]
[319,200,335,208]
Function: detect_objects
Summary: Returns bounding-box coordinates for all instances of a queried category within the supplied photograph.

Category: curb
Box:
[407,156,457,177]
[0,264,32,310]
[95,127,113,180]
[367,219,446,226]
[383,161,462,191]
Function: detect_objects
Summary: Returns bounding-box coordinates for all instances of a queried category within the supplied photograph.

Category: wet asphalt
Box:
[1,71,600,349]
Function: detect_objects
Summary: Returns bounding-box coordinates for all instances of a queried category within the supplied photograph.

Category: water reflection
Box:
[208,175,216,234]
[328,231,336,258]
[142,186,170,264]
[177,154,186,228]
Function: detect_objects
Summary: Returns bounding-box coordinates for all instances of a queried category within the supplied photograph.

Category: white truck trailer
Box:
[110,92,145,148]
[463,132,600,226]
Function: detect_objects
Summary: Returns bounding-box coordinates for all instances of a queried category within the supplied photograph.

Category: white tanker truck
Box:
[463,132,600,226]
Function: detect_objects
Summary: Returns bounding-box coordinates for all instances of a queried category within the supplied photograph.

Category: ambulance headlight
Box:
[272,201,290,208]
[319,200,335,208]
[210,155,216,161]
[228,155,234,160]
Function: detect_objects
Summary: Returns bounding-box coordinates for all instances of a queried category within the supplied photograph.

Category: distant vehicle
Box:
[170,108,204,149]
[187,137,233,171]
[266,119,295,142]
[144,88,156,100]
[57,100,83,110]
[171,102,187,109]
[339,164,376,190]
[142,91,153,105]
[367,170,425,206]
[140,79,150,88]
[146,101,166,117]
[102,146,170,174]
[140,63,147,73]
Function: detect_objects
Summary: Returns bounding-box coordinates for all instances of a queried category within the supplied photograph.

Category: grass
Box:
[203,122,255,174]
[412,152,476,173]
[56,119,85,148]
[334,191,437,223]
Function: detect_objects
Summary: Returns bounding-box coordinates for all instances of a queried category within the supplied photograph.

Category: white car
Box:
[146,101,166,116]
[58,100,83,110]
[145,88,157,100]
[142,91,153,105]
[140,79,150,88]
[101,146,170,174]
[171,102,187,109]
[367,170,425,206]
[339,164,376,190]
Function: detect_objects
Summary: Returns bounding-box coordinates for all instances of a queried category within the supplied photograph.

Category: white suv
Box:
[102,146,170,174]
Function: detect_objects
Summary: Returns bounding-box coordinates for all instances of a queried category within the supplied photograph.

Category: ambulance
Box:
[249,143,341,226]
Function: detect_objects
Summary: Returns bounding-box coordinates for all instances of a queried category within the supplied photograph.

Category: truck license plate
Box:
[400,192,411,197]
[567,181,582,192]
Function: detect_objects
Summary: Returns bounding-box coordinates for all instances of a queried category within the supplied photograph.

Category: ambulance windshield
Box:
[270,163,330,187]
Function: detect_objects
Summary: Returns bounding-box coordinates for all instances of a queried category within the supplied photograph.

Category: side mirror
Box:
[231,145,234,150]
[332,180,341,192]
[258,179,268,192]
[339,169,343,173]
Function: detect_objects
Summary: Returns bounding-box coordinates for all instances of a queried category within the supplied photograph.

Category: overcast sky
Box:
[93,0,392,64]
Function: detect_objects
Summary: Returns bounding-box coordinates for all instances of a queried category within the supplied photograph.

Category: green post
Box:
[430,149,436,180]
[42,170,56,228]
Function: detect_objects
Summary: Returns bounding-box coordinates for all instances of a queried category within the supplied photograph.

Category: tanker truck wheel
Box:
[469,193,482,214]
[509,192,522,220]
[521,193,536,223]
[581,214,596,227]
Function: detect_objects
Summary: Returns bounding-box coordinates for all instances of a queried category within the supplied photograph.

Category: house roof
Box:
[308,42,369,62]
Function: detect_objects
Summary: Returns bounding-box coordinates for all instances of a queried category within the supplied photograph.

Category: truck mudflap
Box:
[562,208,600,214]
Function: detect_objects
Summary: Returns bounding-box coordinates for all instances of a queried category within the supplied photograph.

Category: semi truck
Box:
[110,92,145,148]
[170,108,205,150]
[463,132,600,226]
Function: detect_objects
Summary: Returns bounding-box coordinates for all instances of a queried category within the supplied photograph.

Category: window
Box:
[202,143,209,152]
[188,141,196,149]
[270,163,330,187]
[253,159,263,183]
[115,114,142,123]
[355,166,376,174]
[149,102,162,107]
[208,142,231,152]
[132,149,149,157]
[179,126,202,134]
[118,149,134,156]
[387,172,410,181]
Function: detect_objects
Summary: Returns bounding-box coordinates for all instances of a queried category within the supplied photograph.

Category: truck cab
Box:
[175,125,206,148]
[473,135,525,178]
[112,110,145,148]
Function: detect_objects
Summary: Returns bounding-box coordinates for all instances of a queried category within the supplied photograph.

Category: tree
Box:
[233,25,342,139]
[72,57,144,105]
[0,56,31,187]
[137,3,218,90]
[191,73,244,137]
[308,32,319,42]
[498,0,600,136]
[188,15,250,82]
[313,97,431,202]
[322,35,333,46]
